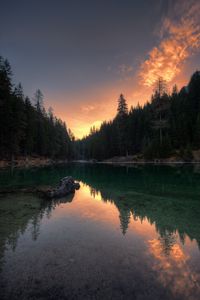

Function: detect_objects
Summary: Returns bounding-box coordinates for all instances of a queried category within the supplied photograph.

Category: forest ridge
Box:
[0,56,73,160]
[1,56,200,162]
[76,73,200,161]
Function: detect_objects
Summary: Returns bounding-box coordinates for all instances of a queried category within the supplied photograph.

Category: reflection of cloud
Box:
[149,237,187,262]
[148,236,200,299]
[140,0,200,87]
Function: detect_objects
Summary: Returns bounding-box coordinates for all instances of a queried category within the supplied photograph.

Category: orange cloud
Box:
[140,0,200,87]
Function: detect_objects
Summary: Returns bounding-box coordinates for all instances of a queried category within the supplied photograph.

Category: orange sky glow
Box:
[44,0,200,139]
[46,69,189,139]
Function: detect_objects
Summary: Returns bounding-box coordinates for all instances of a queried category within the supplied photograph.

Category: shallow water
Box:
[0,163,200,300]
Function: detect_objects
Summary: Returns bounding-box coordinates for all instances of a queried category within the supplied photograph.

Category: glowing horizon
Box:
[1,0,200,139]
[46,71,189,139]
[45,0,200,139]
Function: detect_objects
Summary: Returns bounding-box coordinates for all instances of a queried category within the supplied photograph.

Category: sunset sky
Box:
[1,0,200,138]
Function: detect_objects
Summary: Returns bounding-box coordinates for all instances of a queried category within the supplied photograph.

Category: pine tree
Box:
[34,89,44,112]
[0,57,13,157]
[195,113,200,148]
[115,94,129,155]
[152,78,170,146]
[33,89,47,155]
[117,94,128,116]
[23,97,36,155]
[10,83,26,157]
[0,57,72,160]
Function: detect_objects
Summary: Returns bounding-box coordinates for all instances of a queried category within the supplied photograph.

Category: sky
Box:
[1,0,200,138]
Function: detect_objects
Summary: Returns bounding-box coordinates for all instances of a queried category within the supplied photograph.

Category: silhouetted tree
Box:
[151,78,170,145]
[0,56,72,160]
[115,94,129,155]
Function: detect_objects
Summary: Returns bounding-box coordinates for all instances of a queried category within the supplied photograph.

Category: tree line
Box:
[1,56,200,162]
[75,71,200,161]
[0,56,73,160]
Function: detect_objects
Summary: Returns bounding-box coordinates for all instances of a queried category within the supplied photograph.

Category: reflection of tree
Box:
[158,232,177,256]
[1,163,200,250]
[89,183,200,243]
[0,192,75,272]
[118,206,131,235]
[76,164,200,247]
[90,187,99,199]
[31,215,41,241]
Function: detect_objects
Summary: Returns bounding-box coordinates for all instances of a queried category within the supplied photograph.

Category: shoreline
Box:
[0,157,69,169]
[99,161,200,164]
[74,159,200,165]
[1,157,200,170]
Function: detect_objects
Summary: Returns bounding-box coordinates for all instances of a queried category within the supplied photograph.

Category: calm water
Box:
[0,163,200,300]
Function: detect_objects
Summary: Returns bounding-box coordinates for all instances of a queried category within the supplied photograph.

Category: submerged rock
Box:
[45,176,80,199]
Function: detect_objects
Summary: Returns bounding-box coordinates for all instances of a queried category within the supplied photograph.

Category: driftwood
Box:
[43,176,80,199]
[0,176,80,199]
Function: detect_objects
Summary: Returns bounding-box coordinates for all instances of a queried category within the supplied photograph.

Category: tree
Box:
[22,97,36,155]
[194,113,200,148]
[34,89,44,112]
[117,94,128,116]
[154,76,167,97]
[0,57,13,157]
[75,71,200,162]
[115,94,129,155]
[14,83,24,99]
[68,128,75,142]
[0,57,12,96]
[0,56,72,160]
[172,84,178,97]
[9,83,26,157]
[151,78,170,145]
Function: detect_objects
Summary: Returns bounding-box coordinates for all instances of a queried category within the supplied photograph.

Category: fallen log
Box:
[41,176,80,199]
[0,176,80,199]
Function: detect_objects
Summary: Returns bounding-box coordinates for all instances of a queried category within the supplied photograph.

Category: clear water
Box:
[0,163,200,300]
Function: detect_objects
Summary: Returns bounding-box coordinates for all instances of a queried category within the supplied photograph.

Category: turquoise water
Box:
[0,163,200,299]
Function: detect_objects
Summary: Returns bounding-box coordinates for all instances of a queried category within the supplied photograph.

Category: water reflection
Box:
[0,193,75,271]
[148,237,200,299]
[83,179,200,250]
[0,164,200,299]
[81,181,200,299]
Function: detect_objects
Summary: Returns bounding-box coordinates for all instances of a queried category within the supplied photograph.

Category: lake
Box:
[0,163,200,300]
